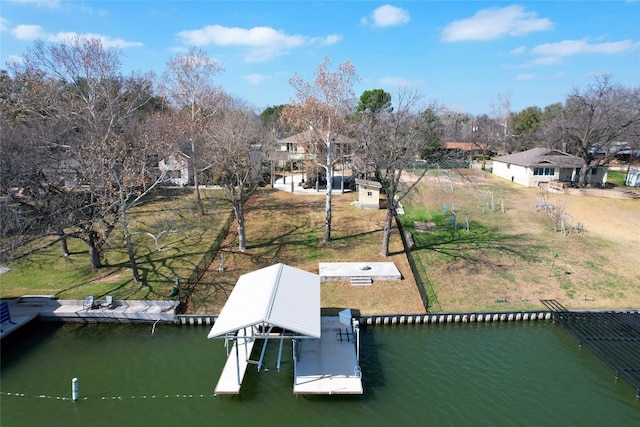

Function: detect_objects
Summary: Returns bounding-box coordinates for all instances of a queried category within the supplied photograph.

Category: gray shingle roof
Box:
[494,147,584,167]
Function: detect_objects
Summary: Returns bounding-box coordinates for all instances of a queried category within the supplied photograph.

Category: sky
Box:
[1,0,639,115]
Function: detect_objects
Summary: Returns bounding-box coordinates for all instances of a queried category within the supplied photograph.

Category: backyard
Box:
[1,170,639,316]
[187,169,640,314]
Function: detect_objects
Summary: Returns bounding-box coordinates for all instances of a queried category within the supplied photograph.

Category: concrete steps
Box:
[350,276,372,286]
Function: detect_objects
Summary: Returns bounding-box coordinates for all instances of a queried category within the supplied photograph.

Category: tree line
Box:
[1,37,638,281]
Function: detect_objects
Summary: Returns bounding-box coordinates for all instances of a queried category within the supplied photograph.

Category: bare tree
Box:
[490,91,515,154]
[161,47,226,215]
[462,114,494,170]
[440,108,470,142]
[113,110,175,282]
[16,37,167,278]
[206,100,273,251]
[280,57,360,243]
[357,89,439,256]
[549,75,640,186]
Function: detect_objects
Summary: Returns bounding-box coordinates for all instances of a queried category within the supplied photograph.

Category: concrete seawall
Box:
[176,315,217,325]
[358,311,553,326]
[175,311,554,327]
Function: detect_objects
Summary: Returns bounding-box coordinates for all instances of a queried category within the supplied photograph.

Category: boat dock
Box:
[214,328,256,395]
[294,316,363,395]
[0,296,178,339]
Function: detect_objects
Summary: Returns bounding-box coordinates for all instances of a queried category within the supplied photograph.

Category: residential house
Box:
[276,130,356,184]
[159,153,192,186]
[492,147,608,188]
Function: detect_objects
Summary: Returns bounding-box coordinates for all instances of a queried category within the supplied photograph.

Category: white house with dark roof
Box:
[492,147,608,188]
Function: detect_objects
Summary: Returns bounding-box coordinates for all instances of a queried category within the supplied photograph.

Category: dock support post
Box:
[72,377,78,401]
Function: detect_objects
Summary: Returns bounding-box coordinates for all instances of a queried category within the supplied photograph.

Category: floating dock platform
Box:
[294,316,363,395]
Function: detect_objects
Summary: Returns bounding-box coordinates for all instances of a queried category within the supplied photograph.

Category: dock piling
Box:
[72,378,78,401]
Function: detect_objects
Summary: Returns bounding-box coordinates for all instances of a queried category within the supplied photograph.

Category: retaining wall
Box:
[176,315,218,326]
[175,311,554,327]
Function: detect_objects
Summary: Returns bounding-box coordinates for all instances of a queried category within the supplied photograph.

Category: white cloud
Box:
[379,76,415,87]
[510,46,527,55]
[516,74,536,80]
[362,4,410,28]
[321,34,342,45]
[11,24,45,40]
[242,73,267,85]
[8,23,142,48]
[532,38,640,56]
[49,32,143,48]
[177,25,341,62]
[1,17,10,32]
[441,5,554,42]
[532,56,561,66]
[179,25,304,48]
[8,0,61,8]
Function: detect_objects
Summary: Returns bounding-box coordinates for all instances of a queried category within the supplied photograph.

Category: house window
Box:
[366,191,373,197]
[169,170,181,179]
[592,168,598,175]
[534,167,555,176]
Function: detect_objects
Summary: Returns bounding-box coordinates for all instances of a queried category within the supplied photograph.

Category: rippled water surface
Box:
[1,321,638,426]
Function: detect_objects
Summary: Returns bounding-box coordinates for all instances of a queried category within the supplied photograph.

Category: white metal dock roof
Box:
[207,263,321,339]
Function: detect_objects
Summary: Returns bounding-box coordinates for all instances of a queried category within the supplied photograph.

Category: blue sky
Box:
[1,1,638,115]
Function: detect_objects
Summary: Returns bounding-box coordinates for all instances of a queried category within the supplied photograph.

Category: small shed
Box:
[355,178,382,210]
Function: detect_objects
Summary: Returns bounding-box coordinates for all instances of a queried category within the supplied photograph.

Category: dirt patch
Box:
[87,270,127,284]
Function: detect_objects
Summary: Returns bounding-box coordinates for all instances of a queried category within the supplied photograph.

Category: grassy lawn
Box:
[187,188,425,315]
[607,169,628,187]
[0,188,233,301]
[401,170,640,312]
[2,171,639,316]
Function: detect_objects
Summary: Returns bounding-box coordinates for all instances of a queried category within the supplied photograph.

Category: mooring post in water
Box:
[72,377,78,401]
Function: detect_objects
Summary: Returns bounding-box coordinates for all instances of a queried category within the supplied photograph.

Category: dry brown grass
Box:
[187,171,640,315]
[187,188,424,315]
[403,169,640,312]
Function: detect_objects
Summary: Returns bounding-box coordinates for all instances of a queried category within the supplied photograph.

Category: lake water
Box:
[1,321,639,426]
